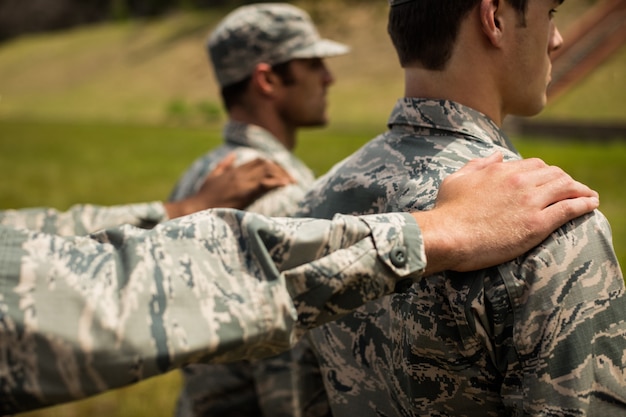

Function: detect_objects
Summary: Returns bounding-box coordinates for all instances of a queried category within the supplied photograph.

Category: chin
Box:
[513,95,547,118]
[308,116,329,127]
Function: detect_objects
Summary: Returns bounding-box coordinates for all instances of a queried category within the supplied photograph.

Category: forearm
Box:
[0,202,168,236]
[276,213,425,335]
[0,209,425,413]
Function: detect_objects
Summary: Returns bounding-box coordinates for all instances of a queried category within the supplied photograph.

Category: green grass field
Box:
[1,0,625,415]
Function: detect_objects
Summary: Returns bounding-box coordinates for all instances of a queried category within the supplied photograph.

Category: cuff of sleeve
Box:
[358,212,426,288]
[151,201,170,222]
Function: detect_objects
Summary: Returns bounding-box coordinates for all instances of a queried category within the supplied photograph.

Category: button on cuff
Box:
[390,247,407,268]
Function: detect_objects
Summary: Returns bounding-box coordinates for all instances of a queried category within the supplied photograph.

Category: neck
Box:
[228,107,296,151]
[403,15,507,126]
[404,65,504,127]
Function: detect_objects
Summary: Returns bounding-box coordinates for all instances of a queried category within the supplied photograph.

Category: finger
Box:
[537,177,599,208]
[260,176,292,189]
[210,153,237,177]
[262,161,295,184]
[237,158,291,179]
[540,196,600,230]
[515,165,572,189]
[494,163,585,196]
[453,151,503,176]
[504,157,549,170]
[492,158,554,184]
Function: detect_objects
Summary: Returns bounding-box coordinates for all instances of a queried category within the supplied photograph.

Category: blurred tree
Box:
[126,0,172,16]
[0,0,264,40]
[0,0,109,41]
[0,0,600,42]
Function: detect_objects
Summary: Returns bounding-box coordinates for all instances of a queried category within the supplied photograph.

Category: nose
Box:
[549,25,564,54]
[321,61,335,86]
[325,70,335,86]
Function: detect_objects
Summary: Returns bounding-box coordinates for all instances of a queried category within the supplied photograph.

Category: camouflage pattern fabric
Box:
[169,121,315,217]
[170,121,317,417]
[208,3,348,88]
[0,202,167,236]
[0,208,425,414]
[296,98,626,416]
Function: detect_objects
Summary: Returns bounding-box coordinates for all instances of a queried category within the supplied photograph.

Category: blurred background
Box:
[0,0,624,415]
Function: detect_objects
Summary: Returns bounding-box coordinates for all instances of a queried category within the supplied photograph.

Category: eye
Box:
[309,58,324,69]
[549,9,557,19]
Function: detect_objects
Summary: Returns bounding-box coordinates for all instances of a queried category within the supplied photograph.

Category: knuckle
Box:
[526,157,548,168]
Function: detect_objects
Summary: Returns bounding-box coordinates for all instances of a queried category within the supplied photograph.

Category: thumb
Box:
[210,153,236,177]
[455,151,503,176]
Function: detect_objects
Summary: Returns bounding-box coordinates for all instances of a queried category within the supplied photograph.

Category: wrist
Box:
[163,198,202,219]
[163,202,182,219]
[411,210,467,274]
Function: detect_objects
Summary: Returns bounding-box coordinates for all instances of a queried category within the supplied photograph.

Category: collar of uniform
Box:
[387,98,516,151]
[223,120,291,154]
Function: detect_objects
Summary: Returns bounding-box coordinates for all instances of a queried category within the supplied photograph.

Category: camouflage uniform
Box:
[169,121,315,217]
[172,4,348,416]
[0,202,167,236]
[171,121,319,417]
[0,207,426,414]
[296,98,626,416]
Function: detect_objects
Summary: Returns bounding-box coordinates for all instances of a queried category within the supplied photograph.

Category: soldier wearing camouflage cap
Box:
[295,0,626,415]
[207,2,348,88]
[168,3,350,417]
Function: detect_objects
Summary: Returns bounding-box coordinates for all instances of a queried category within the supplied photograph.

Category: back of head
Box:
[387,0,527,70]
[208,2,349,88]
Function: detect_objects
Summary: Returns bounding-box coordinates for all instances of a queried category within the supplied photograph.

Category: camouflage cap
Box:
[208,3,349,88]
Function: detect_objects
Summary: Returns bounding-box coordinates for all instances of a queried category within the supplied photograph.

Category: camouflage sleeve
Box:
[245,183,309,217]
[0,202,168,236]
[0,210,425,413]
[505,210,626,414]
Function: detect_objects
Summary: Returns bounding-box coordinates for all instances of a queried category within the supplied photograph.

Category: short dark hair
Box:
[220,61,295,111]
[388,0,528,70]
[221,76,251,111]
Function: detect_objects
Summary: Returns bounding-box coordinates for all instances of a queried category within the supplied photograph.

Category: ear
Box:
[250,63,279,97]
[479,0,504,47]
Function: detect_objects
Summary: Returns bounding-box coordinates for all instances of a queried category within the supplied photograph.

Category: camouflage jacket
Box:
[0,208,425,414]
[296,98,626,416]
[168,121,315,216]
[0,202,167,236]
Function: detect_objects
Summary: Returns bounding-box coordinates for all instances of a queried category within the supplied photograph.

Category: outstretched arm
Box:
[0,209,422,414]
[0,156,293,236]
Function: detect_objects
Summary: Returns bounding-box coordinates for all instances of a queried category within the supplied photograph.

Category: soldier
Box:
[169,4,349,416]
[0,151,600,414]
[0,155,292,235]
[296,0,626,415]
[168,2,346,215]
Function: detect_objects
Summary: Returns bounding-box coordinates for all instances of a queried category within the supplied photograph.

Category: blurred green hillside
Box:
[1,0,624,128]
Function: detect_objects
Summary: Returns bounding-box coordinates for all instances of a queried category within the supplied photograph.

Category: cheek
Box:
[301,83,326,108]
[520,42,550,85]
